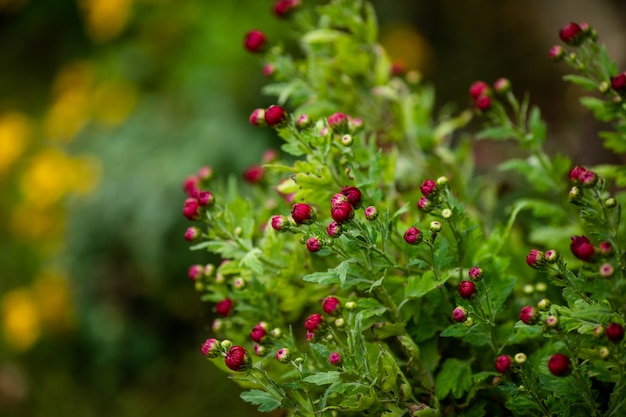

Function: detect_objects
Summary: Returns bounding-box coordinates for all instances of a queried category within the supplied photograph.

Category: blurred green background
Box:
[0,0,624,415]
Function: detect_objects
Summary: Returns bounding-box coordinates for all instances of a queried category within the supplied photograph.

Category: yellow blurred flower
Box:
[1,288,41,351]
[11,201,65,244]
[380,24,432,72]
[79,0,133,42]
[0,112,31,177]
[32,269,75,331]
[19,148,75,208]
[92,79,138,126]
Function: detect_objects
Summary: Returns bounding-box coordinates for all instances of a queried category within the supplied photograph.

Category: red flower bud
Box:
[548,353,571,376]
[322,296,341,315]
[197,191,214,207]
[331,200,354,224]
[519,306,539,325]
[526,249,544,269]
[364,206,378,221]
[225,346,252,372]
[327,112,350,134]
[494,355,512,373]
[570,235,595,261]
[306,237,321,252]
[182,176,200,198]
[262,63,274,77]
[468,266,483,280]
[493,78,511,94]
[215,298,234,317]
[275,347,291,363]
[611,72,626,94]
[549,45,565,61]
[183,198,201,221]
[201,338,222,358]
[417,196,431,211]
[243,30,267,53]
[305,313,324,332]
[469,81,489,99]
[326,221,342,238]
[330,193,349,206]
[184,226,201,242]
[291,203,316,225]
[272,0,301,18]
[249,108,266,126]
[598,241,612,256]
[271,215,289,232]
[606,322,625,343]
[250,323,268,344]
[329,351,342,366]
[559,22,583,46]
[188,264,204,281]
[403,227,423,245]
[476,95,492,112]
[419,179,437,197]
[264,104,287,127]
[243,164,265,184]
[341,185,363,208]
[458,281,477,299]
[452,306,467,323]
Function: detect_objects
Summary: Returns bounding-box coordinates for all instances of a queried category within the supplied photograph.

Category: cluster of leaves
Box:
[181,2,626,416]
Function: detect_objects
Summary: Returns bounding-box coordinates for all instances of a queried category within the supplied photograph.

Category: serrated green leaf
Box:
[240,248,263,275]
[476,126,517,140]
[440,322,491,347]
[505,321,543,345]
[405,270,450,299]
[563,74,597,91]
[240,389,281,413]
[435,358,473,399]
[303,371,341,385]
[528,106,547,145]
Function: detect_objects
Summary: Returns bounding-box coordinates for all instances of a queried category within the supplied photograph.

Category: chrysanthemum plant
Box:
[180,2,626,416]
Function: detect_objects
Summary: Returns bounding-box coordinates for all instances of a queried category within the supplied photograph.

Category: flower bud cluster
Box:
[181,166,216,221]
[201,338,253,372]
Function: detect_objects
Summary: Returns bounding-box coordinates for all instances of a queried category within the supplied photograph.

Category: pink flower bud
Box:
[272,0,301,18]
[526,249,544,269]
[253,344,266,356]
[570,235,595,261]
[225,346,252,372]
[249,108,266,126]
[494,355,511,373]
[184,227,201,242]
[493,78,511,94]
[458,281,477,299]
[469,81,489,99]
[188,264,204,281]
[476,95,492,112]
[291,203,316,225]
[197,166,213,181]
[341,186,363,208]
[417,196,431,211]
[197,191,215,207]
[468,266,483,280]
[262,63,274,77]
[611,72,626,94]
[306,237,321,252]
[264,104,287,127]
[243,30,267,53]
[327,112,350,134]
[215,298,234,317]
[329,351,342,366]
[296,114,312,130]
[578,170,598,188]
[548,354,571,376]
[271,215,289,232]
[276,347,292,363]
[331,200,354,224]
[549,45,565,61]
[305,313,324,333]
[598,241,612,256]
[452,306,467,323]
[559,22,583,46]
[243,164,265,184]
[250,323,268,343]
[322,296,341,315]
[519,306,539,325]
[262,149,278,163]
[306,331,315,342]
[182,176,200,197]
[183,198,201,220]
[606,322,625,343]
[420,179,437,197]
[364,206,378,221]
[600,263,614,278]
[201,338,222,358]
[326,221,342,238]
[403,227,423,245]
[330,193,349,206]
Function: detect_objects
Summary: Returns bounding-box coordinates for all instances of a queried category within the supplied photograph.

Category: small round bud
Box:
[545,315,559,328]
[306,237,322,253]
[544,250,558,264]
[221,339,233,350]
[495,355,512,373]
[340,134,353,146]
[452,306,468,323]
[559,22,584,46]
[214,273,225,285]
[271,215,290,232]
[334,318,345,328]
[522,284,534,295]
[571,235,595,262]
[605,197,617,208]
[194,282,204,292]
[331,200,354,224]
[468,266,483,281]
[404,227,423,245]
[606,322,625,343]
[341,186,363,208]
[436,176,448,186]
[276,347,292,364]
[568,186,583,203]
[535,282,547,292]
[328,352,342,366]
[469,81,489,99]
[519,306,539,325]
[548,354,571,377]
[514,353,527,365]
[211,319,223,332]
[417,197,431,212]
[250,323,269,344]
[493,78,511,94]
[254,344,266,356]
[243,30,267,53]
[345,301,357,310]
[183,197,201,221]
[441,208,452,219]
[272,0,301,18]
[233,277,245,289]
[291,203,316,225]
[201,338,222,358]
[305,313,324,333]
[537,298,551,311]
[526,249,545,269]
[600,263,615,278]
[296,113,312,130]
[549,45,565,61]
[475,95,492,112]
[326,221,342,238]
[265,104,288,128]
[188,264,204,281]
[598,346,610,359]
[322,296,341,315]
[464,317,474,327]
[327,112,350,134]
[215,298,234,317]
[364,206,378,221]
[420,179,438,197]
[184,227,202,242]
[249,108,266,127]
[611,72,626,95]
[197,191,215,207]
[204,264,215,276]
[430,221,442,233]
[458,281,477,299]
[599,81,611,95]
[593,326,605,338]
[598,241,612,256]
[225,346,252,372]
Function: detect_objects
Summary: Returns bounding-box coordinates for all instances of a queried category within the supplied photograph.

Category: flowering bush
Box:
[179,2,625,416]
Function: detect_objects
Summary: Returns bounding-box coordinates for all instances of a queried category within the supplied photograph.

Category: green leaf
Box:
[240,390,281,413]
[476,126,517,140]
[440,322,491,347]
[599,130,626,154]
[240,248,263,275]
[435,358,473,399]
[528,106,547,145]
[303,371,341,385]
[505,321,543,345]
[563,74,597,91]
[405,270,450,299]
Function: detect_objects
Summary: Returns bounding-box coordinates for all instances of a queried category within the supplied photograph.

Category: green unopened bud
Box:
[605,197,616,208]
[294,357,305,365]
[195,282,204,292]
[464,317,474,327]
[593,326,605,338]
[234,226,242,236]
[215,273,225,284]
[271,328,282,338]
[204,264,215,276]
[537,298,551,311]
[545,315,559,328]
[221,340,233,350]
[599,81,611,94]
[514,353,527,365]
[345,301,357,310]
[341,134,353,146]
[430,221,442,233]
[522,284,534,294]
[598,346,610,359]
[335,318,345,328]
[233,277,245,289]
[569,185,583,204]
[436,176,448,186]
[441,208,452,219]
[535,282,547,292]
